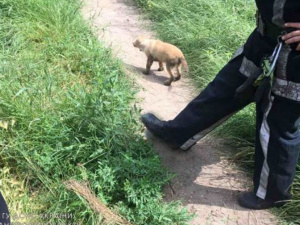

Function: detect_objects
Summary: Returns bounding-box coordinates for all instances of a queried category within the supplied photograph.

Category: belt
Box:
[256,12,294,40]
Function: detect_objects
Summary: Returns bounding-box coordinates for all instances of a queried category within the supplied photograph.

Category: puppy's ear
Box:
[138,35,146,42]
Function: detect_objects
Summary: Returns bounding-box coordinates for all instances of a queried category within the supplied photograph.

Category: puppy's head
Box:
[133,36,146,49]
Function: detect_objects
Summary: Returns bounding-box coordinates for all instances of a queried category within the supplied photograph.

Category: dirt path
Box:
[81,1,278,224]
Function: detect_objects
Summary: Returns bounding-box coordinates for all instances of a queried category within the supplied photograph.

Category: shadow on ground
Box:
[146,131,251,211]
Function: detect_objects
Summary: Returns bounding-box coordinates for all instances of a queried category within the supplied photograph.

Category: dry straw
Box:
[65,180,132,225]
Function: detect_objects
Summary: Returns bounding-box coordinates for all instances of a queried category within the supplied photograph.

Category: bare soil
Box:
[81,0,278,224]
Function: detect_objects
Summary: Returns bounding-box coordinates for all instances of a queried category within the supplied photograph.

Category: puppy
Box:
[133,37,188,86]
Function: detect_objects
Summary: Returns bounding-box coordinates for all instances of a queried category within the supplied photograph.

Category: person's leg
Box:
[239,96,300,209]
[239,43,300,209]
[258,96,300,201]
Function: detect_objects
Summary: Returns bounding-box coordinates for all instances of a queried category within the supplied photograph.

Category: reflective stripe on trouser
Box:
[256,97,273,200]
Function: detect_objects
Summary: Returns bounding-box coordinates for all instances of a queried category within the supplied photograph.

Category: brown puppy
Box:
[133,37,188,86]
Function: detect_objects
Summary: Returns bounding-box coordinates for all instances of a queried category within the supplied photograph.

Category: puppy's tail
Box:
[180,58,189,72]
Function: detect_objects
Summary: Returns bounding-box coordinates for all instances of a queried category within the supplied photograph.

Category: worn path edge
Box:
[81,0,278,224]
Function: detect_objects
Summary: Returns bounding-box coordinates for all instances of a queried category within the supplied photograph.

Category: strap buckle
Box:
[254,39,283,87]
[264,39,283,75]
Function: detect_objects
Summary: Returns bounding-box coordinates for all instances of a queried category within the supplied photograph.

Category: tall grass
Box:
[0,0,192,224]
[133,0,300,223]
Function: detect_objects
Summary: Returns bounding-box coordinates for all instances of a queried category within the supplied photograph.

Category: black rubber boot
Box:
[238,192,287,210]
[141,113,182,149]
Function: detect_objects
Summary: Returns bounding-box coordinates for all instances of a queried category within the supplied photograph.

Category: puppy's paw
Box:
[143,70,150,75]
[174,76,181,81]
[164,80,172,86]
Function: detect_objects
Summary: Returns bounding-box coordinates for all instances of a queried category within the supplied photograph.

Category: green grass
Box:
[0,0,192,224]
[133,0,300,224]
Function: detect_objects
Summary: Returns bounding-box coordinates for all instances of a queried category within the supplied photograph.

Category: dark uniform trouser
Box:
[165,29,300,202]
[0,191,10,224]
